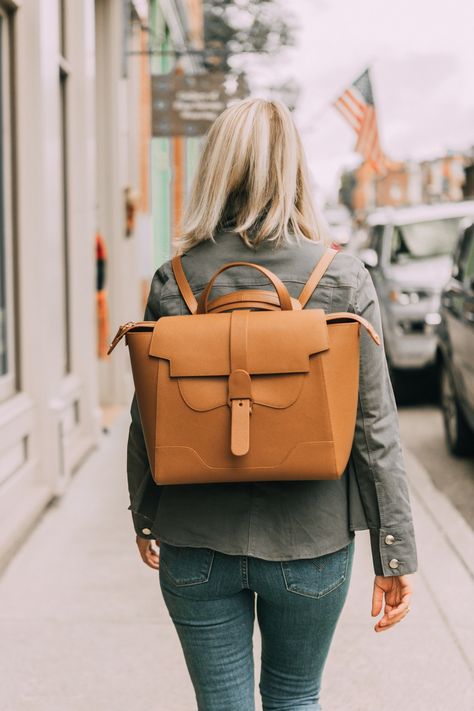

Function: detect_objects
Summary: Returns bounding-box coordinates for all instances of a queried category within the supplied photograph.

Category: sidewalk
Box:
[0,409,473,711]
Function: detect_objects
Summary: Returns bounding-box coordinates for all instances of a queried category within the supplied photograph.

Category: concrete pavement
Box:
[0,408,473,711]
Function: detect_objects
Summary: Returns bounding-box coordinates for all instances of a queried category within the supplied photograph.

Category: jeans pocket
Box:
[159,542,215,587]
[280,541,352,599]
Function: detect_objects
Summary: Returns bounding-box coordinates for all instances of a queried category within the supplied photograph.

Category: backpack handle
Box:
[196,262,293,314]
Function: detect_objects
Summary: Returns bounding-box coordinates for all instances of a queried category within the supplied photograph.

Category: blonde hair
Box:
[175,97,324,252]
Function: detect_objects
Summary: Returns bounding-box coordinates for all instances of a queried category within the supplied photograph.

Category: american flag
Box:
[333,68,388,176]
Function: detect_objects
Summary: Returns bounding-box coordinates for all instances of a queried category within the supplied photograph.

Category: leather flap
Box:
[177,373,306,412]
[149,309,329,377]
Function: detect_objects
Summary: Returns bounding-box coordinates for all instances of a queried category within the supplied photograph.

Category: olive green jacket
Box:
[126,231,418,577]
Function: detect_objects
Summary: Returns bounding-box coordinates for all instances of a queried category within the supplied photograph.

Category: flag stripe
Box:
[333,98,363,131]
[333,68,387,175]
[335,90,365,123]
[361,107,376,157]
[343,88,366,114]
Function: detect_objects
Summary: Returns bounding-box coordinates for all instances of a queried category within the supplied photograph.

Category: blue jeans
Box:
[158,536,355,711]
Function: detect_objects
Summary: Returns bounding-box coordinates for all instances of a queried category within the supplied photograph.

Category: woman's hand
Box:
[372,574,413,632]
[136,535,160,570]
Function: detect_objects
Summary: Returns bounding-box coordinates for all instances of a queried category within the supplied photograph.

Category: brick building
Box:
[340,150,474,216]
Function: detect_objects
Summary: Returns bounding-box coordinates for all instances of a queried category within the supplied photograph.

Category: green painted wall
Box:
[149,2,205,267]
[185,137,203,200]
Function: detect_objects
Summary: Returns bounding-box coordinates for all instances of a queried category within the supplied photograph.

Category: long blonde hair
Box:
[175,98,324,252]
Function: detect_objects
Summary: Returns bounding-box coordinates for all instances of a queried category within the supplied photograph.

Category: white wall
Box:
[0,0,148,572]
[95,0,144,407]
[0,0,99,569]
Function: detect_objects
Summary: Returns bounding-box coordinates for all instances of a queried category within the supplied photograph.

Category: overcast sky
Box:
[239,0,474,200]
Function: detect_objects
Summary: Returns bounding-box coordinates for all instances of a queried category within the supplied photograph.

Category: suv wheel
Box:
[440,362,474,456]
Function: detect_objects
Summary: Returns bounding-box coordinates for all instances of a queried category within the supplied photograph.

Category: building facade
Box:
[0,0,204,571]
[149,0,204,270]
[341,152,474,216]
[1,0,100,568]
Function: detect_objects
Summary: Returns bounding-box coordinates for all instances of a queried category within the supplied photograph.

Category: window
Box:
[58,0,71,374]
[456,226,474,283]
[368,224,384,257]
[390,218,461,264]
[464,236,474,283]
[0,7,16,401]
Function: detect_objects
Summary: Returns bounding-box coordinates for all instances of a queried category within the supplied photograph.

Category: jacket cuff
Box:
[369,523,418,576]
[128,506,157,540]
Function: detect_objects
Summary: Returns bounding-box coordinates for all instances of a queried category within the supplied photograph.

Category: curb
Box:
[405,448,474,580]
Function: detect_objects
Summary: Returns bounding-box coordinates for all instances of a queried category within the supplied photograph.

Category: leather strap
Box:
[326,312,381,345]
[230,310,249,372]
[197,262,293,314]
[230,400,251,456]
[229,310,252,456]
[298,247,338,308]
[106,320,152,355]
[211,300,281,313]
[207,290,303,313]
[172,249,338,314]
[171,255,198,314]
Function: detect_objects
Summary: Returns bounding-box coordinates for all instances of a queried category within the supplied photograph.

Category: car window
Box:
[456,226,474,282]
[390,217,461,263]
[368,224,384,255]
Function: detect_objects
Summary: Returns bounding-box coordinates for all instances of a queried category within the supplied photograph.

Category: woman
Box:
[126,98,418,711]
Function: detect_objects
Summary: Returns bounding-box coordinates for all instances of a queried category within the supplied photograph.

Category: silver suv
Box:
[359,202,474,392]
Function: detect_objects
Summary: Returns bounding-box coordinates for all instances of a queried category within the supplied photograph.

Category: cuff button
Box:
[141,527,152,535]
[385,534,395,545]
[389,558,399,569]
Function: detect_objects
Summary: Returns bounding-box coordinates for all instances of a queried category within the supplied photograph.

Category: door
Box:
[459,226,474,409]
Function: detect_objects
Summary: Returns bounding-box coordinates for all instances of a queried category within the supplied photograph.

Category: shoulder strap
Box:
[297,247,338,308]
[171,255,198,314]
[172,246,338,314]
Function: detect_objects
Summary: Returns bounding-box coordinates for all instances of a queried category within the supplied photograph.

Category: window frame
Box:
[0,6,16,402]
[456,225,474,284]
[58,0,72,375]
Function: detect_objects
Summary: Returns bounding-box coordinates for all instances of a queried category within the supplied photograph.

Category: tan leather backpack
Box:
[108,247,381,485]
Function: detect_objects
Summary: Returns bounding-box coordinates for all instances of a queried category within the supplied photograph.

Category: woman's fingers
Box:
[371,581,383,616]
[144,547,160,570]
[145,543,160,569]
[376,596,412,630]
[146,552,160,570]
[387,592,412,618]
[372,575,413,632]
[375,605,411,632]
[136,536,161,570]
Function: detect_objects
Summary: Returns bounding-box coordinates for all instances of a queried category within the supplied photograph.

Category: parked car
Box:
[359,201,474,400]
[323,204,353,250]
[438,218,474,455]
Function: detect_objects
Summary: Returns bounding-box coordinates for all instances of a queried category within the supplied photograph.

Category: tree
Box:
[339,170,357,213]
[202,0,296,74]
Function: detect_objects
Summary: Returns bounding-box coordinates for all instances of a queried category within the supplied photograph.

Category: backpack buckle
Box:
[228,369,253,456]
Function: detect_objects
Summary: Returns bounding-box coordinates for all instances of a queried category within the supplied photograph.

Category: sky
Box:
[235,0,474,201]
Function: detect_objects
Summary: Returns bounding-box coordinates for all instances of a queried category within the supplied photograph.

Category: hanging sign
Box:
[151,72,249,137]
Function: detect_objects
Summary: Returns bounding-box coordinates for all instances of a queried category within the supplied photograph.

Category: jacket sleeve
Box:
[350,263,418,576]
[126,266,167,540]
